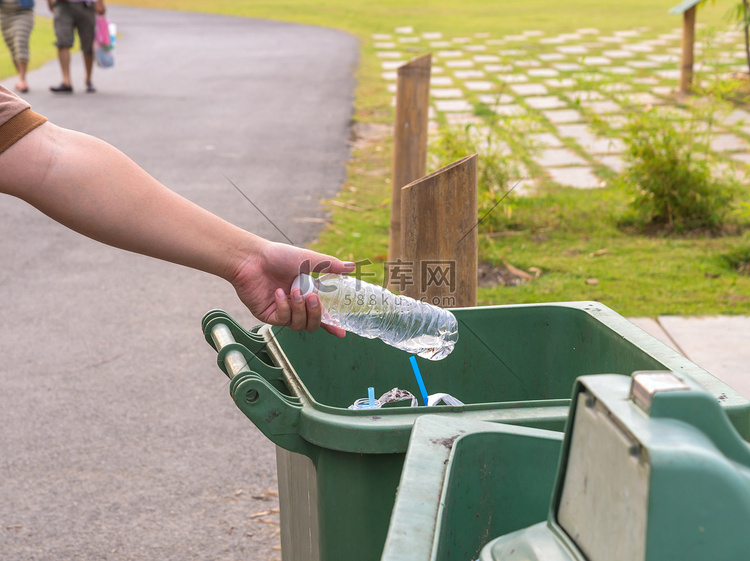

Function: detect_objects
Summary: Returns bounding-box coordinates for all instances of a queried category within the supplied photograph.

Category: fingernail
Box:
[309,295,319,308]
[343,261,356,269]
[292,289,303,303]
[275,288,286,300]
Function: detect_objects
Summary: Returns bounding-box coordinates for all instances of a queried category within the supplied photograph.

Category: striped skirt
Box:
[0,4,34,63]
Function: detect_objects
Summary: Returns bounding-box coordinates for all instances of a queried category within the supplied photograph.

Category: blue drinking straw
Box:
[368,386,375,408]
[409,356,429,406]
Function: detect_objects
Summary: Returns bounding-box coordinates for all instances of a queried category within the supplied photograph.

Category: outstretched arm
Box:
[0,121,353,336]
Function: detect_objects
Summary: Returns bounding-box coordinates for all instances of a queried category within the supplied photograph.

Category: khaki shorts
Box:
[53,1,96,55]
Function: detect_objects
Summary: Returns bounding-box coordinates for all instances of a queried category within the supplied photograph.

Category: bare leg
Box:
[15,60,28,91]
[83,51,93,85]
[58,47,71,86]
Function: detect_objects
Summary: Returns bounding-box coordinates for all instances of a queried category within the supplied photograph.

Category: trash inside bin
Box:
[202,302,750,561]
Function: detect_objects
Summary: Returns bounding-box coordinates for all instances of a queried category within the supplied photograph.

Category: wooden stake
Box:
[680,6,696,93]
[388,54,431,268]
[400,154,478,308]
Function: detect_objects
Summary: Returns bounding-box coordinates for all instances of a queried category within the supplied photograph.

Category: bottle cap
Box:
[291,273,317,297]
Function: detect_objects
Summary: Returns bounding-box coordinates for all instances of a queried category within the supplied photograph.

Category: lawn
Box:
[46,2,750,313]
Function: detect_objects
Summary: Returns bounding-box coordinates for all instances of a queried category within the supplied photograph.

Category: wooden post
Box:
[388,53,431,270]
[401,154,478,308]
[680,5,697,93]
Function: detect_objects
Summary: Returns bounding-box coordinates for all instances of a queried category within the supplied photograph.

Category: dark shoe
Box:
[50,83,73,93]
[86,82,96,93]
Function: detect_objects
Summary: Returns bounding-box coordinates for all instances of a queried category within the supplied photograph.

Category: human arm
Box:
[95,0,105,16]
[0,121,353,336]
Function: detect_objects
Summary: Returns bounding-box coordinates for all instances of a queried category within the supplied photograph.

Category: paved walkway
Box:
[1,6,357,561]
[375,25,750,188]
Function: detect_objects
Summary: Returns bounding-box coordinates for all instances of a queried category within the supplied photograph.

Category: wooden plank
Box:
[401,154,478,308]
[388,54,432,269]
[679,5,697,93]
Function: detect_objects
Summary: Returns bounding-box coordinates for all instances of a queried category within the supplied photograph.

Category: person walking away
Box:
[48,0,105,93]
[0,0,35,93]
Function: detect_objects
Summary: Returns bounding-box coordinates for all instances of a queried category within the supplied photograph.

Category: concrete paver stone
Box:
[555,123,593,138]
[528,68,560,77]
[478,93,514,104]
[493,104,526,116]
[557,45,589,54]
[465,80,495,91]
[543,109,585,123]
[431,76,454,86]
[525,95,566,109]
[510,83,549,96]
[498,73,529,82]
[446,59,474,68]
[656,316,750,399]
[435,99,474,112]
[546,166,602,188]
[536,148,589,166]
[597,154,626,172]
[582,56,613,65]
[530,132,564,147]
[485,63,514,72]
[454,69,485,79]
[432,87,465,98]
[711,133,750,152]
[583,100,622,114]
[539,53,566,61]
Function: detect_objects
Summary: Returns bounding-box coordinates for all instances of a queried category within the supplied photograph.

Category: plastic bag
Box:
[94,16,115,68]
[95,45,114,68]
[95,16,111,48]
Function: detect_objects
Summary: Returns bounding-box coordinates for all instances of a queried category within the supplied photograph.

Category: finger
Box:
[304,293,322,332]
[305,251,356,275]
[321,323,347,338]
[272,288,291,327]
[288,288,307,331]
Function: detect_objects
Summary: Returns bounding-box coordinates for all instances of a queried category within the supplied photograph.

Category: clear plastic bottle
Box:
[292,273,459,360]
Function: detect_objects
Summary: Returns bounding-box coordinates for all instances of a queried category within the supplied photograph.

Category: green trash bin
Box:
[382,371,750,561]
[380,414,565,561]
[202,302,750,561]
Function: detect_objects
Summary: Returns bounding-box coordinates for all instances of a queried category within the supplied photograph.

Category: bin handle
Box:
[202,311,314,457]
[203,310,270,379]
[210,322,257,379]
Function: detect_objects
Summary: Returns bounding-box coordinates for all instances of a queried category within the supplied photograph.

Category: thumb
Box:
[301,252,357,275]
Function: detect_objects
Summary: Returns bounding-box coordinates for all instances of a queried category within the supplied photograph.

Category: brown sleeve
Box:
[0,108,48,155]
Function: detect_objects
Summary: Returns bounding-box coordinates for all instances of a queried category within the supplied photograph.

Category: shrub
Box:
[618,109,737,234]
[428,124,520,231]
[723,246,750,275]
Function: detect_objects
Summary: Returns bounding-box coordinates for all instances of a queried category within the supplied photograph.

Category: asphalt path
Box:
[1,5,358,560]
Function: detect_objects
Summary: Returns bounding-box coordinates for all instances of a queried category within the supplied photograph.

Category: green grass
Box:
[97,3,750,313]
[0,15,57,85]
[112,0,728,36]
